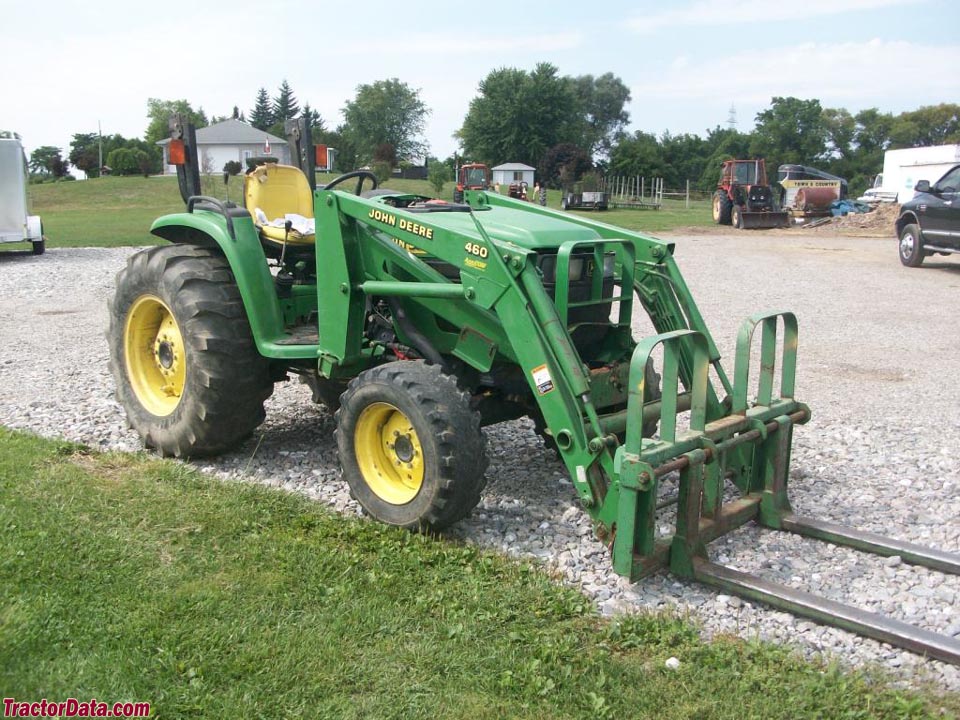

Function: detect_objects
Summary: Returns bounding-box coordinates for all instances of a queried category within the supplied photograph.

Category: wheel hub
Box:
[900,234,914,256]
[156,340,175,370]
[124,295,186,417]
[354,402,424,505]
[392,434,414,463]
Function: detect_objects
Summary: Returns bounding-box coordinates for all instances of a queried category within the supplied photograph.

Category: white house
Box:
[158,119,291,174]
[492,162,535,188]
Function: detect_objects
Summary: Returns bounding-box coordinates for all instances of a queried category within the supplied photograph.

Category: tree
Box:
[29,146,69,177]
[749,96,826,169]
[427,159,450,195]
[608,131,668,183]
[889,103,960,148]
[457,64,580,169]
[572,73,631,158]
[272,80,300,124]
[342,78,429,164]
[538,143,592,188]
[145,99,207,145]
[106,147,149,176]
[301,103,325,133]
[250,88,273,131]
[69,133,101,177]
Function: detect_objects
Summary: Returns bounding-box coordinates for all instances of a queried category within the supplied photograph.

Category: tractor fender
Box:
[150,210,287,354]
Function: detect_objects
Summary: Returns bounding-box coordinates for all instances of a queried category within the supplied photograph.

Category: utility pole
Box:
[98,120,103,178]
[726,104,737,130]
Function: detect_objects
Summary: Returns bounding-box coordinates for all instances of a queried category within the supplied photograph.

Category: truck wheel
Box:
[898,223,925,267]
[108,245,273,457]
[336,361,487,530]
[31,238,45,255]
[712,192,732,225]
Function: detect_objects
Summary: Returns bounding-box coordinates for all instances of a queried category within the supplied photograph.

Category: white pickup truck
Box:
[0,134,45,255]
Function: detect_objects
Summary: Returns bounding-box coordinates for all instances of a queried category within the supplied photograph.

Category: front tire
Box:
[336,361,487,530]
[712,191,732,225]
[899,223,925,267]
[31,238,45,255]
[108,245,273,457]
[731,205,743,229]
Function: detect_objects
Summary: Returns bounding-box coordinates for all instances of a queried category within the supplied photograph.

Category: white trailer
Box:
[860,144,960,204]
[0,135,45,254]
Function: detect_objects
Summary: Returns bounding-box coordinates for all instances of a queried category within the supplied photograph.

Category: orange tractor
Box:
[712,159,789,229]
[453,163,491,202]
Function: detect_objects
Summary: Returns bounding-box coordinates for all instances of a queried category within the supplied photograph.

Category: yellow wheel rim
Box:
[124,294,186,417]
[354,402,424,505]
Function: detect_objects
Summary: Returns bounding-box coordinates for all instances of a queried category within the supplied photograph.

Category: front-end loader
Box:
[108,115,960,663]
[712,158,789,229]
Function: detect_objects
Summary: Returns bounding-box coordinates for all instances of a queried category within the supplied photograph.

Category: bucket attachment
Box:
[609,312,960,664]
[739,210,789,229]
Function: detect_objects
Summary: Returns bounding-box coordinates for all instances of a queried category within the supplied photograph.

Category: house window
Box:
[513,171,523,181]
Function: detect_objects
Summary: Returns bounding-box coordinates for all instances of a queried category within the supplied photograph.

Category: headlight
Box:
[537,254,587,282]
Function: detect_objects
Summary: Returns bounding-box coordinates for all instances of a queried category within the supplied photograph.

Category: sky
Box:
[5,0,959,166]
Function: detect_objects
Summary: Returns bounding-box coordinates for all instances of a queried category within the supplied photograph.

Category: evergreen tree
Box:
[272,80,300,123]
[250,88,273,131]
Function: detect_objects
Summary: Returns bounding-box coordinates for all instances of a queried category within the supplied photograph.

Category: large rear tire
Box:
[712,191,733,225]
[108,245,273,457]
[336,361,487,530]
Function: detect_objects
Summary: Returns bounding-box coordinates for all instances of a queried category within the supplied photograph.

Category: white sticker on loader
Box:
[532,364,554,395]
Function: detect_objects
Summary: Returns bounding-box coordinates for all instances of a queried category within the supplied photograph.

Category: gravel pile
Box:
[1,240,958,692]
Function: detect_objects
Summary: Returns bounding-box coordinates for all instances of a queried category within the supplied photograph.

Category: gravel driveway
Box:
[1,234,958,691]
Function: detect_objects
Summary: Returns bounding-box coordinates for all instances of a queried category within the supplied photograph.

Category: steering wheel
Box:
[323,170,379,195]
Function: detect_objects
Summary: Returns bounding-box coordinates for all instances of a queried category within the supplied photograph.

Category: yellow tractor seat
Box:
[244,163,316,248]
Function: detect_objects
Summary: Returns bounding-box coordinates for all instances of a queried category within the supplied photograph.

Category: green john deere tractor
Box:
[108,115,960,663]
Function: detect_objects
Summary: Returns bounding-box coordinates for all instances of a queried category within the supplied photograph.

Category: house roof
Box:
[492,163,535,171]
[156,119,286,146]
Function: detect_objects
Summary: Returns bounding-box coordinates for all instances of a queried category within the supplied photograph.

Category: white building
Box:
[492,162,535,187]
[158,119,291,174]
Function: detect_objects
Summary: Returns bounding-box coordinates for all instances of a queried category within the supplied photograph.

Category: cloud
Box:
[630,39,960,111]
[628,0,921,33]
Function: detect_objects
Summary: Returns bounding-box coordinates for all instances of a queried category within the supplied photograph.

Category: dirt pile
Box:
[812,202,900,234]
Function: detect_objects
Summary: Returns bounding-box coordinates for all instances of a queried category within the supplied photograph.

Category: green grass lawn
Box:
[1,427,955,719]
[21,174,714,250]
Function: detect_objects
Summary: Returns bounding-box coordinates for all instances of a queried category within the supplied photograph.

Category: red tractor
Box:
[454,163,491,202]
[712,159,789,229]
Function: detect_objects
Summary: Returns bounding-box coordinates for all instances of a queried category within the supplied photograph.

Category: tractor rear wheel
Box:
[712,191,733,225]
[336,361,487,530]
[108,245,273,457]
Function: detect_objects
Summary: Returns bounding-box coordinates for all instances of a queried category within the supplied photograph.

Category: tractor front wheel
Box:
[108,245,273,457]
[731,205,743,229]
[712,191,733,225]
[336,361,487,530]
